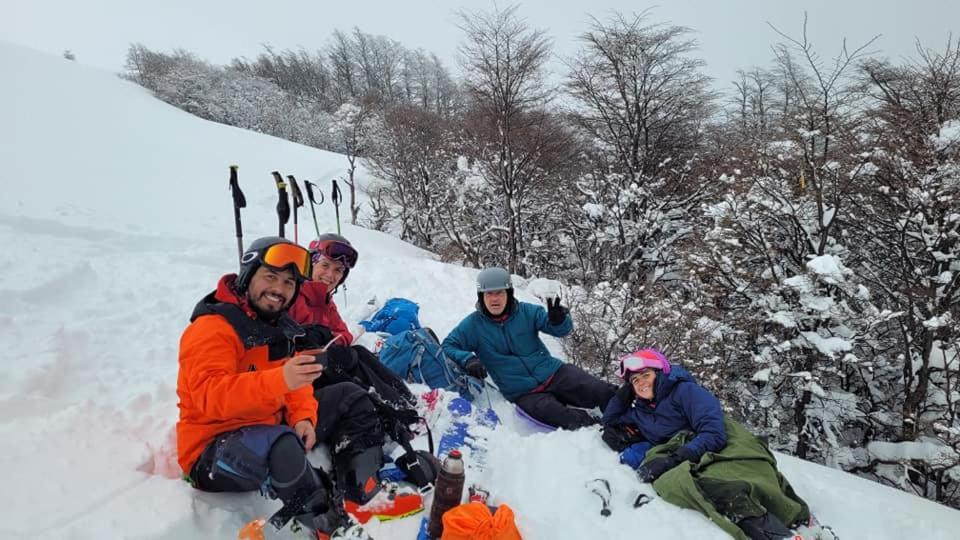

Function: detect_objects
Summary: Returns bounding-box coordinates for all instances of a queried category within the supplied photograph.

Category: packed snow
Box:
[3,41,960,539]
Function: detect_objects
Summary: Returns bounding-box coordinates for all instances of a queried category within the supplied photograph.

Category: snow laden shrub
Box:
[329,103,377,224]
[122,44,334,151]
[845,45,960,503]
[561,279,717,384]
[690,171,890,464]
[362,105,467,253]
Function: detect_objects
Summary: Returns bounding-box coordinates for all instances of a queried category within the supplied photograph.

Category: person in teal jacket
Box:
[442,267,616,429]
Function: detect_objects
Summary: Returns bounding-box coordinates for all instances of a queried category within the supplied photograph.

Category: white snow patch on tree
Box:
[806,254,851,284]
[931,119,960,150]
[868,438,959,467]
[582,202,605,219]
[923,313,953,329]
[800,294,835,312]
[784,274,814,293]
[768,311,797,328]
[526,277,561,301]
[801,332,853,358]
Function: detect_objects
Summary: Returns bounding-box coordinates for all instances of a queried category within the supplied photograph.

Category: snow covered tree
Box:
[847,39,960,503]
[456,4,575,274]
[688,19,883,465]
[329,102,376,224]
[230,45,334,110]
[363,105,460,249]
[557,11,715,374]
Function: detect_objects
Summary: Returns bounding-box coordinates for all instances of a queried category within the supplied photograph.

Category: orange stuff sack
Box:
[441,502,522,540]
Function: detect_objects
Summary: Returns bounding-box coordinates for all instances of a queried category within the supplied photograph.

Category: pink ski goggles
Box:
[618,349,671,379]
[309,239,358,268]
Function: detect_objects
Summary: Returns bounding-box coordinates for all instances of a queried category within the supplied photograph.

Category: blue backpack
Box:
[379,328,476,399]
[359,298,422,335]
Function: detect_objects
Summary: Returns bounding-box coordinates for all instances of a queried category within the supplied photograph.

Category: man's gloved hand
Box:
[326,344,357,372]
[546,296,568,326]
[636,446,697,483]
[464,358,488,380]
[615,382,636,406]
[601,424,644,452]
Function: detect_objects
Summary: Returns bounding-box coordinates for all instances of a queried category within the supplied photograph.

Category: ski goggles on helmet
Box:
[309,239,358,268]
[257,242,312,280]
[618,349,671,379]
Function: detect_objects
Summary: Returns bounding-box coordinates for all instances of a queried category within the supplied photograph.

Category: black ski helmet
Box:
[236,236,311,295]
[476,267,515,316]
[309,233,357,289]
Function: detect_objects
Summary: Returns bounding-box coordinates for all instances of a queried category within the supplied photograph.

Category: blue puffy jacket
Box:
[441,300,572,400]
[602,365,727,460]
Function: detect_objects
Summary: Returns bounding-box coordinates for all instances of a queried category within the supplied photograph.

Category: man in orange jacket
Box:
[177,236,349,536]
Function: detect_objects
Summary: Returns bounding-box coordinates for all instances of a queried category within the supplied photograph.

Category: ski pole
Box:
[304,180,323,240]
[587,478,612,517]
[331,179,342,235]
[228,165,246,264]
[271,171,290,238]
[287,175,304,245]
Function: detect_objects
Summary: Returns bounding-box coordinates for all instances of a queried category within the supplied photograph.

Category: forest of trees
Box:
[122,7,960,509]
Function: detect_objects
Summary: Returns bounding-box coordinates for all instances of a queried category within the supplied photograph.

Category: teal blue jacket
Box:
[441,300,572,400]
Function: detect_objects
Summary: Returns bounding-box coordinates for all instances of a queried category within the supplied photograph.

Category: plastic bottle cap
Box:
[449,449,462,459]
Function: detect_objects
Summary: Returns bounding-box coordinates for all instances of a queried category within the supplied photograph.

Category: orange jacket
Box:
[176,275,318,473]
[288,281,354,344]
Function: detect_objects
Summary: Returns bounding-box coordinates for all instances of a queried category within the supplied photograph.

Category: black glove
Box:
[636,447,697,483]
[464,358,488,379]
[326,344,358,372]
[546,296,568,326]
[298,323,335,350]
[614,382,636,407]
[601,424,643,452]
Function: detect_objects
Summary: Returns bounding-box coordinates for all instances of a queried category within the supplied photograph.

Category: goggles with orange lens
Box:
[309,239,358,268]
[259,242,312,280]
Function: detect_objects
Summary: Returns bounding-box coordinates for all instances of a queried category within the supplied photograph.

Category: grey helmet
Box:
[476,267,512,292]
[476,267,515,317]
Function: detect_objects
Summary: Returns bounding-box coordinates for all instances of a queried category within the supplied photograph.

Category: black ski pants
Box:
[313,381,384,455]
[514,363,617,430]
[314,381,386,503]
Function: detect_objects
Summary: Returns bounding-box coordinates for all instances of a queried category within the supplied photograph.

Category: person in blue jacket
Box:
[442,267,616,429]
[601,348,727,478]
[601,349,814,540]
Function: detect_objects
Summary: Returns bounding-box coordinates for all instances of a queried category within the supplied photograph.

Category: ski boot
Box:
[334,445,384,505]
[290,486,352,538]
[792,514,840,540]
[737,512,795,540]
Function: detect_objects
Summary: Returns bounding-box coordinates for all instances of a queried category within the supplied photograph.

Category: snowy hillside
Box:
[1,41,959,539]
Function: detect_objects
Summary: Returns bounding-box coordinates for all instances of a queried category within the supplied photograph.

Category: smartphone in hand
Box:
[298,348,330,367]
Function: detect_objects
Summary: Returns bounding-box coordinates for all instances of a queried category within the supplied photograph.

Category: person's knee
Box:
[560,410,599,430]
[268,433,309,484]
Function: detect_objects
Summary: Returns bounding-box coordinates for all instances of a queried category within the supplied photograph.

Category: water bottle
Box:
[427,449,465,539]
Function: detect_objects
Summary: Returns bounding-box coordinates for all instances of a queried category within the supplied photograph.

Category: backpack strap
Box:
[408,334,427,385]
[366,390,436,489]
[191,291,303,361]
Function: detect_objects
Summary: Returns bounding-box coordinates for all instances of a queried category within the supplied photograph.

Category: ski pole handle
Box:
[228,165,246,263]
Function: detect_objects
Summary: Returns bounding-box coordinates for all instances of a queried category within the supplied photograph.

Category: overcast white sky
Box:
[2,0,958,91]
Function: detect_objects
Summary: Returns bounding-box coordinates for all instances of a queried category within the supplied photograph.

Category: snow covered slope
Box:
[1,41,959,539]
